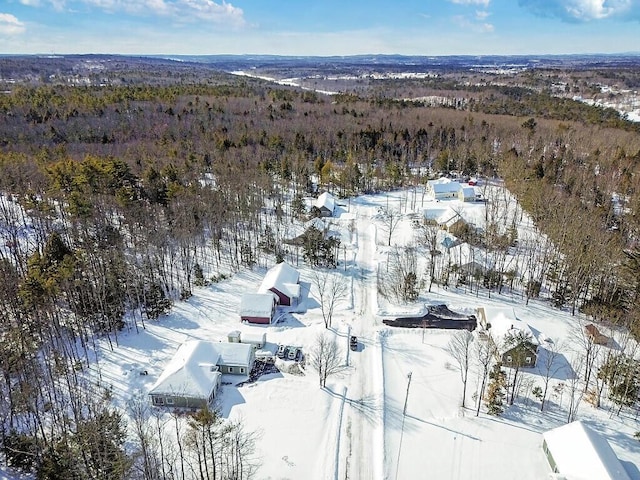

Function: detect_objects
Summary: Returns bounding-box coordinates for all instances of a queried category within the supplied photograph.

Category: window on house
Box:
[229,367,234,373]
[153,397,164,405]
[240,368,245,374]
[526,356,532,364]
[166,397,174,405]
[506,355,512,363]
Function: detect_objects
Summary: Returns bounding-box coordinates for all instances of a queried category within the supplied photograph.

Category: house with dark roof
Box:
[313,192,336,217]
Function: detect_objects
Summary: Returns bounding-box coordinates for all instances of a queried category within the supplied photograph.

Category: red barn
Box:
[240,293,277,324]
[258,262,301,307]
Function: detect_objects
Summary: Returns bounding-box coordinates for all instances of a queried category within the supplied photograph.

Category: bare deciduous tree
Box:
[536,340,563,411]
[312,269,348,329]
[310,332,345,388]
[379,207,402,247]
[379,246,420,303]
[447,330,474,408]
[474,333,496,416]
[566,356,584,423]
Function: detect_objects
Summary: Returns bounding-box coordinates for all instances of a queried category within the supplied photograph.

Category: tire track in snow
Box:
[346,209,385,480]
[317,385,348,480]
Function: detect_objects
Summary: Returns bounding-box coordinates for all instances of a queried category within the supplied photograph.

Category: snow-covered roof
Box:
[460,186,476,198]
[241,331,267,345]
[436,207,462,227]
[427,178,462,193]
[149,341,221,398]
[240,293,275,318]
[315,192,335,212]
[480,306,538,347]
[423,206,451,221]
[542,421,631,480]
[259,262,301,299]
[215,342,254,367]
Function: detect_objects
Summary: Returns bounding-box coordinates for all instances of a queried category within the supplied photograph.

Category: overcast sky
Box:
[2,0,640,56]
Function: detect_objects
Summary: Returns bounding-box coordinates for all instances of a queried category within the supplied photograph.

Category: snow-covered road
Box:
[341,206,386,480]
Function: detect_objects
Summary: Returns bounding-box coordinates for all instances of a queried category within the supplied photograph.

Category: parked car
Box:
[277,344,287,358]
[287,347,298,361]
[350,336,358,351]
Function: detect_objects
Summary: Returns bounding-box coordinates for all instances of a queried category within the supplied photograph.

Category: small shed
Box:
[241,331,267,350]
[542,421,631,480]
[240,293,277,324]
[227,330,242,343]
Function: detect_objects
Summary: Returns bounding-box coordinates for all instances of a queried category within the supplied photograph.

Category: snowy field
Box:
[23,185,639,480]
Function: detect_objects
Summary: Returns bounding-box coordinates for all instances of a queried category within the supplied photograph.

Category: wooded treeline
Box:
[1,73,640,478]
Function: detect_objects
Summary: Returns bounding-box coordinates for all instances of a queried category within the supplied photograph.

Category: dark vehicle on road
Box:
[350,335,358,351]
[383,304,476,331]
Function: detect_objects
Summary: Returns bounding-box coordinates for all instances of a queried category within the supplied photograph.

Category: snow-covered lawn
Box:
[75,186,640,480]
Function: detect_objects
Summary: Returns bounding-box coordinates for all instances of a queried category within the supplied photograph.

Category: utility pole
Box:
[395,372,413,480]
[403,372,412,415]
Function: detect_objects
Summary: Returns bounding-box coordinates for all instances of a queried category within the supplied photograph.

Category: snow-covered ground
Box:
[36,186,640,479]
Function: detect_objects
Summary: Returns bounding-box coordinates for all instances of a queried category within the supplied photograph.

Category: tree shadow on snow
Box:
[535,347,573,382]
[273,313,306,328]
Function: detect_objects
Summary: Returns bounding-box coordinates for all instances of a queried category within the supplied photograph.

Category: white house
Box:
[542,421,631,480]
[240,331,267,350]
[227,330,267,350]
[426,178,462,200]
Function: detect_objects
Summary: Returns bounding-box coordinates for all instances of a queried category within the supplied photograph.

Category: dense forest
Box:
[1,57,640,478]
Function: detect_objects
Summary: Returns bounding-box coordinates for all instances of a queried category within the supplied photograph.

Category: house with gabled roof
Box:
[258,262,301,306]
[149,340,255,409]
[542,421,631,480]
[214,342,254,375]
[240,292,277,324]
[447,242,487,277]
[476,306,539,368]
[426,178,462,200]
[149,341,222,409]
[313,192,335,217]
[458,185,477,202]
